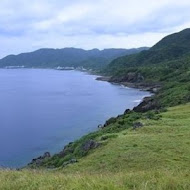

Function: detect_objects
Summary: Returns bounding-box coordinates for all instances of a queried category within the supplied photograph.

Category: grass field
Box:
[0,104,190,189]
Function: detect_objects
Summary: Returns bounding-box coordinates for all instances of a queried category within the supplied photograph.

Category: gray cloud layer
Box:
[0,0,190,58]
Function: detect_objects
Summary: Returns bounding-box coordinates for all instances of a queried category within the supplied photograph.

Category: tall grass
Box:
[0,169,189,190]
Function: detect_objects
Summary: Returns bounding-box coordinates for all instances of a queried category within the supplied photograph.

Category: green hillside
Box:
[1,104,190,189]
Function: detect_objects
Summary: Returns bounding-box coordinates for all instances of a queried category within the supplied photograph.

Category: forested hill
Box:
[105,29,190,107]
[106,29,190,77]
[0,47,148,69]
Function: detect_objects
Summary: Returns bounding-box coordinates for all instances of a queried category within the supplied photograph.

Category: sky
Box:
[0,0,190,58]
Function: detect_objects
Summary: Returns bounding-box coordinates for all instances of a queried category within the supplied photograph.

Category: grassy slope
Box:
[1,103,190,189]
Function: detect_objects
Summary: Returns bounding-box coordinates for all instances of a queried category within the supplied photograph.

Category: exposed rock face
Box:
[110,72,144,83]
[108,71,162,93]
[96,76,111,81]
[124,109,131,115]
[62,159,78,167]
[81,140,100,152]
[100,136,109,141]
[133,122,143,130]
[133,97,160,112]
[28,152,51,167]
[43,152,51,158]
[98,124,103,129]
[58,142,74,158]
[103,117,117,127]
[126,72,144,83]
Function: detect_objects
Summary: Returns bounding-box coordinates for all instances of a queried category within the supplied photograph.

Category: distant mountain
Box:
[0,47,148,69]
[105,29,190,107]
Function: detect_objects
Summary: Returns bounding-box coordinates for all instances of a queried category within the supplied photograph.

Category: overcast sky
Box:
[0,0,190,58]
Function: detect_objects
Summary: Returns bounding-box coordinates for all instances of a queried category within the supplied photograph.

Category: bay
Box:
[0,69,150,168]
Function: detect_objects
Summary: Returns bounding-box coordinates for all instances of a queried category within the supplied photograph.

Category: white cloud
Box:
[0,0,190,58]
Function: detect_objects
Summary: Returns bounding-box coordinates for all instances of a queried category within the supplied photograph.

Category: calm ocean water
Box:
[0,69,150,168]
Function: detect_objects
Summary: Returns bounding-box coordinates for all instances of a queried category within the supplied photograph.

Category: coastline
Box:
[0,68,155,169]
[26,71,155,169]
[96,75,163,113]
[96,76,161,93]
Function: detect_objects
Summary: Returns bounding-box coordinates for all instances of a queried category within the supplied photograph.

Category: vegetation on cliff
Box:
[105,29,190,107]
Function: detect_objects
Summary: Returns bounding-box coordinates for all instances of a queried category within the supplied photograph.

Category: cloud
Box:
[0,0,190,58]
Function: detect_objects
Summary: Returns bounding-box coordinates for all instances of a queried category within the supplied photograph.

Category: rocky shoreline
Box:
[96,75,162,112]
[96,76,161,93]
